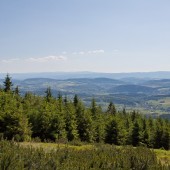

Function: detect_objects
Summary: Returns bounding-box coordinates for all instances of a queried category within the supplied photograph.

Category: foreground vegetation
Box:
[0,75,170,169]
[0,140,170,170]
[20,141,170,165]
[0,75,170,150]
[155,149,170,165]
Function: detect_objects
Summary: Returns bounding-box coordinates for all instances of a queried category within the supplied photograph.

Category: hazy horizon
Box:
[1,1,170,73]
[2,70,170,75]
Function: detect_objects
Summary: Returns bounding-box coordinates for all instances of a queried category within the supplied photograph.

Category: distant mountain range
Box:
[1,71,170,118]
[2,71,170,80]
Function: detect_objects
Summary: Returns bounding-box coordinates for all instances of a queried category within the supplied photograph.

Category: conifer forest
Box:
[0,75,170,169]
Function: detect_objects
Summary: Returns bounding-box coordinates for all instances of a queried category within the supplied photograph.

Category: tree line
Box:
[0,74,170,149]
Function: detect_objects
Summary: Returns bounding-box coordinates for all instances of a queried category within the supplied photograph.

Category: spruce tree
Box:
[45,87,52,102]
[105,118,119,144]
[73,94,79,107]
[91,98,97,117]
[3,74,13,92]
[107,102,116,115]
[14,86,19,95]
[64,103,78,141]
[131,121,140,146]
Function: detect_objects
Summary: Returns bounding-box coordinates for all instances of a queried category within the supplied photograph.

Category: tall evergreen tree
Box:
[161,127,170,150]
[64,95,68,105]
[107,102,116,115]
[139,118,148,146]
[64,103,78,141]
[131,121,140,146]
[57,92,63,112]
[73,94,79,107]
[3,74,13,92]
[14,86,20,95]
[45,87,52,102]
[105,118,119,144]
[91,98,97,117]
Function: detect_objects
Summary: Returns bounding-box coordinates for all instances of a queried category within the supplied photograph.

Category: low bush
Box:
[0,140,169,170]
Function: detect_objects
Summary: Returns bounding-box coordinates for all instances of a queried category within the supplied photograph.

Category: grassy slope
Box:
[20,142,170,164]
[155,149,170,165]
[20,142,94,151]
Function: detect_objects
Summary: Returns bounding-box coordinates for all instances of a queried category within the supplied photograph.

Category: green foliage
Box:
[3,74,13,92]
[106,102,116,115]
[73,94,79,107]
[0,92,31,141]
[64,103,78,141]
[14,86,19,95]
[0,76,169,150]
[0,140,169,169]
[45,87,52,102]
[0,75,170,169]
[131,121,140,146]
[105,117,118,144]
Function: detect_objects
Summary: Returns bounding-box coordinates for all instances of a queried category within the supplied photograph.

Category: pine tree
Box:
[14,86,19,95]
[73,94,79,107]
[94,114,106,143]
[91,98,97,118]
[3,74,13,92]
[105,118,119,144]
[50,110,67,141]
[131,121,140,146]
[64,103,78,141]
[131,110,137,121]
[64,95,68,105]
[161,127,169,150]
[57,92,63,112]
[152,118,167,149]
[0,106,31,141]
[45,87,52,102]
[107,102,116,115]
[122,107,126,115]
[137,118,148,146]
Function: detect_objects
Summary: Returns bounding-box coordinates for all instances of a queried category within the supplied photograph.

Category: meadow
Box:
[0,140,170,170]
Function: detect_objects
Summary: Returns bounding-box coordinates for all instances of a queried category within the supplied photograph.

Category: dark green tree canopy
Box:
[45,87,52,102]
[0,75,169,150]
[3,74,13,92]
[107,102,116,115]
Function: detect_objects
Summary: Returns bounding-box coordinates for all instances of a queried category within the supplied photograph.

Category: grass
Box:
[20,141,94,151]
[155,149,170,165]
[2,140,168,169]
[20,142,170,164]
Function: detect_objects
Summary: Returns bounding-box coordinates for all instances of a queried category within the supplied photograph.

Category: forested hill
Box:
[0,75,170,150]
[2,74,170,118]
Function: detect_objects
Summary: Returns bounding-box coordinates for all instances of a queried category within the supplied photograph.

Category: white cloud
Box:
[1,58,19,63]
[27,55,67,62]
[73,49,105,55]
[1,56,67,64]
[72,51,85,55]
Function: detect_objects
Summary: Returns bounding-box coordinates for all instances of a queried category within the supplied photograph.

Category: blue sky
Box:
[0,0,170,73]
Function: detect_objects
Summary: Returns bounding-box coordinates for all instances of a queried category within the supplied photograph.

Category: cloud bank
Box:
[1,58,20,63]
[73,49,105,55]
[27,56,66,62]
[1,56,67,63]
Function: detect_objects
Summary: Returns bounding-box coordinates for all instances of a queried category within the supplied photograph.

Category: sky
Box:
[0,0,170,73]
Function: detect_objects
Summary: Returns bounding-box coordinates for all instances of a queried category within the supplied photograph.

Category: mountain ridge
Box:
[2,71,170,80]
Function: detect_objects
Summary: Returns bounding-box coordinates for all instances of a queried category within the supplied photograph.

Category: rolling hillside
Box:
[1,74,170,118]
